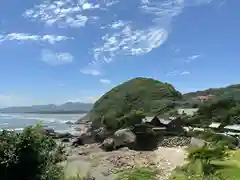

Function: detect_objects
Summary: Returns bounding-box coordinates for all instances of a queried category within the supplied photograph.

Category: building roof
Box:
[159,119,171,125]
[193,127,205,132]
[224,125,240,131]
[177,108,198,116]
[209,122,221,128]
[142,116,154,123]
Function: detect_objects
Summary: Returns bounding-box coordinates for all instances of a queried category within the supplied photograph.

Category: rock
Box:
[113,128,136,148]
[83,177,95,180]
[101,138,115,151]
[61,138,70,143]
[55,132,73,139]
[159,136,191,147]
[93,127,113,142]
[71,137,84,147]
[65,121,74,125]
[41,127,55,136]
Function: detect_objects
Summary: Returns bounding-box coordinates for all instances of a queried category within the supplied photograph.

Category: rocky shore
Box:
[42,124,188,180]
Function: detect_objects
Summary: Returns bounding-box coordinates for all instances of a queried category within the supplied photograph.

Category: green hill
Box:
[88,77,182,128]
[184,84,240,100]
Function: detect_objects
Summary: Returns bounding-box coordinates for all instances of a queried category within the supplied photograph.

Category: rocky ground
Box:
[61,142,187,180]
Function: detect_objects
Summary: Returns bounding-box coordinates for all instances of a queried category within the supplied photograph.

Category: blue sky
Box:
[0,0,239,107]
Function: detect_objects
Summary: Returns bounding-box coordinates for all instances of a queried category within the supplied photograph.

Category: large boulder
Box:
[93,127,113,142]
[40,127,56,136]
[113,128,136,148]
[101,138,115,151]
[55,132,73,139]
[71,137,84,147]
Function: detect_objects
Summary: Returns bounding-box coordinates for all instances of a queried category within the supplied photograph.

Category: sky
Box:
[0,0,239,107]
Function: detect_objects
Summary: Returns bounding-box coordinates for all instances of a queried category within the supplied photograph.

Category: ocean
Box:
[0,113,86,132]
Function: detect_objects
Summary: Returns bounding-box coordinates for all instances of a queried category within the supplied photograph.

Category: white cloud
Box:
[166,70,191,76]
[24,0,213,70]
[92,26,169,65]
[166,70,179,77]
[89,0,213,67]
[100,79,111,84]
[80,68,101,76]
[0,33,71,44]
[185,54,201,63]
[41,50,73,65]
[23,0,118,28]
[180,71,191,75]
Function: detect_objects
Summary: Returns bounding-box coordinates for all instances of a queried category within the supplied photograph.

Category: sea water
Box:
[0,113,86,132]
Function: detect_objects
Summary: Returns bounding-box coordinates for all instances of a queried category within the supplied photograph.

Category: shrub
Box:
[0,124,65,180]
[115,167,156,180]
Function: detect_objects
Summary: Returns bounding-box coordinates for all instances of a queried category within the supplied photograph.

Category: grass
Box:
[169,149,240,180]
[115,167,157,180]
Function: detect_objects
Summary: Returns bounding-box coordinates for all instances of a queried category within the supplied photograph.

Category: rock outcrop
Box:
[101,138,115,151]
[113,128,136,148]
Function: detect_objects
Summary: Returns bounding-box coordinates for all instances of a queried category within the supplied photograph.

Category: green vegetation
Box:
[187,130,238,149]
[89,77,182,129]
[183,84,240,101]
[170,146,229,180]
[0,124,66,180]
[115,167,157,180]
[186,98,240,126]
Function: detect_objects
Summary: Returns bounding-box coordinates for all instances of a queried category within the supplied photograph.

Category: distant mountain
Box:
[0,102,93,114]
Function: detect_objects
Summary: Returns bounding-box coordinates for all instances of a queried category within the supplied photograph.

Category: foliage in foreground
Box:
[169,146,240,180]
[0,124,66,180]
[115,167,157,180]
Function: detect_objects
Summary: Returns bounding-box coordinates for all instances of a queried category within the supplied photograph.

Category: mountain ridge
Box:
[0,102,93,113]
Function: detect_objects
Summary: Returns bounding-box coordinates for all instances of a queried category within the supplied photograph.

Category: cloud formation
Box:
[23,0,214,74]
[41,50,73,65]
[180,71,191,75]
[100,79,111,84]
[0,33,71,44]
[23,0,118,28]
[80,68,101,76]
[166,70,191,77]
[185,54,201,63]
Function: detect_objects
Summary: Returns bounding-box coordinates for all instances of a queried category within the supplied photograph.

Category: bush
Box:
[115,167,156,180]
[0,124,66,180]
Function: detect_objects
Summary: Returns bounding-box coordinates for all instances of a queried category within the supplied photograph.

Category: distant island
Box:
[0,102,93,114]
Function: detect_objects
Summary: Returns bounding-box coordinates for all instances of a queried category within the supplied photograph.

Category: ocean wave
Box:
[0,128,24,132]
[0,113,83,124]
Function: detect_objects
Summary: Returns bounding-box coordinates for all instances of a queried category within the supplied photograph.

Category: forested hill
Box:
[88,77,183,127]
[183,84,240,101]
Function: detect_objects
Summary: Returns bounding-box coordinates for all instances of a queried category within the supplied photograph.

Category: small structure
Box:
[143,116,167,128]
[209,122,221,130]
[165,117,184,132]
[224,125,240,133]
[177,108,198,116]
[143,116,184,133]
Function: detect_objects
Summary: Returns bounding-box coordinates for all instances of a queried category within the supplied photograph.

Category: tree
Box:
[0,124,65,180]
[187,146,227,176]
